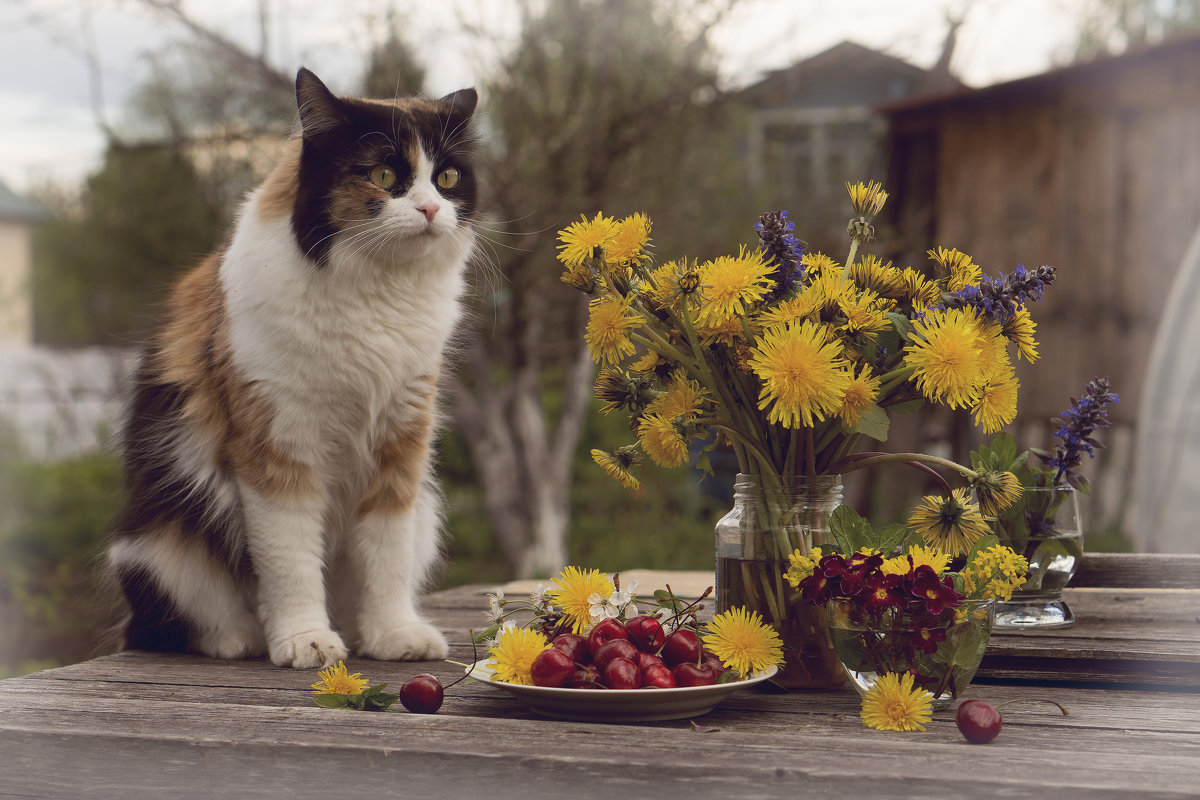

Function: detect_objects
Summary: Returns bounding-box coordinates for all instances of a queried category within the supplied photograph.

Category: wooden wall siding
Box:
[883,39,1200,547]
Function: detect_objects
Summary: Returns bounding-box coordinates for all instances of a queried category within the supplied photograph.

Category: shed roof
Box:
[879,29,1200,115]
[738,40,935,110]
[0,180,49,223]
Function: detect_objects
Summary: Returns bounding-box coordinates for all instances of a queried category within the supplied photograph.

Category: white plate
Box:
[466,661,778,722]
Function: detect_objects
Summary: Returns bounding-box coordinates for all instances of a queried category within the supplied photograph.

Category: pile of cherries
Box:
[531,614,726,690]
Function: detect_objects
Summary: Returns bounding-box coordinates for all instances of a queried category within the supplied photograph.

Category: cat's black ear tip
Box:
[440,88,478,117]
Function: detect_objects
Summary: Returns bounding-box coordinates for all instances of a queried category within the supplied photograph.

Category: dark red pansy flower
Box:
[912,623,948,654]
[910,565,962,615]
[861,572,907,615]
[799,571,833,605]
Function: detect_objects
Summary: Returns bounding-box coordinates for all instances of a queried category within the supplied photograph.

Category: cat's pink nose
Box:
[417,203,440,223]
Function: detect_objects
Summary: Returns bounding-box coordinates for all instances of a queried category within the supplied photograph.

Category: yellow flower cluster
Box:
[783,546,825,587]
[961,544,1030,601]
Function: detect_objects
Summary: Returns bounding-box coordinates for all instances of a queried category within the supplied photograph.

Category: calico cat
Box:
[106,68,478,669]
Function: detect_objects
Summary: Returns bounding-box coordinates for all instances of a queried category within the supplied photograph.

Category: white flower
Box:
[486,590,506,623]
[530,583,549,612]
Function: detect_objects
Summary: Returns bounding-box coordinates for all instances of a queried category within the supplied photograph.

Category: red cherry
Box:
[551,633,591,665]
[593,639,639,671]
[601,657,642,689]
[564,664,601,689]
[956,700,1003,743]
[585,617,629,656]
[660,629,701,666]
[530,647,576,688]
[625,614,666,652]
[672,662,719,687]
[399,673,444,713]
[642,663,677,689]
[635,651,665,672]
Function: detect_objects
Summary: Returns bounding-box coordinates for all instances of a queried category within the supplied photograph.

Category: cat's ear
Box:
[296,68,346,139]
[439,88,478,119]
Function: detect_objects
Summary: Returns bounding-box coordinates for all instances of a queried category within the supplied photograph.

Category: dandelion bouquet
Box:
[558,182,1054,686]
[786,507,1029,705]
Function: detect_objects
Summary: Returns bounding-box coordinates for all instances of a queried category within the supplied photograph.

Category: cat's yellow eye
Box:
[437,167,461,190]
[369,165,397,190]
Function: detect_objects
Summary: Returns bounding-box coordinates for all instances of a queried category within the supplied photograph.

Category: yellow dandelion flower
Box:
[784,546,824,587]
[849,255,907,298]
[756,292,820,331]
[907,488,992,556]
[310,660,370,696]
[695,247,774,328]
[646,372,709,420]
[806,268,853,320]
[904,307,986,409]
[881,544,953,576]
[489,626,550,685]
[901,267,941,312]
[928,246,981,292]
[972,469,1024,517]
[603,212,652,268]
[846,180,888,218]
[548,566,615,634]
[1003,305,1040,362]
[750,319,853,429]
[801,252,841,275]
[971,361,1019,434]
[837,288,891,335]
[585,296,640,365]
[701,607,784,676]
[693,313,747,346]
[860,672,934,732]
[557,212,617,268]
[638,413,689,468]
[839,364,881,428]
[961,545,1030,602]
[591,448,640,491]
[630,350,670,376]
[641,259,688,309]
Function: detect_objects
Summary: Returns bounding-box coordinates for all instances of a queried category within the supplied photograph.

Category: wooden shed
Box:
[881,33,1200,551]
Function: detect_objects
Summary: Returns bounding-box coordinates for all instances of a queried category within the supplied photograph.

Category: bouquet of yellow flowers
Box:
[557,182,1052,687]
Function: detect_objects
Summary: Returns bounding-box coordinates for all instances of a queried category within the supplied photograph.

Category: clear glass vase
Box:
[993,485,1084,630]
[827,597,996,709]
[715,473,845,689]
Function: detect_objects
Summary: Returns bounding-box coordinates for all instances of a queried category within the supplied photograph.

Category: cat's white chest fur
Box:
[220,196,469,452]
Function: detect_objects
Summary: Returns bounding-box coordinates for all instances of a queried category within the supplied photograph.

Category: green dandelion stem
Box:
[695,417,776,476]
[833,452,977,486]
[875,364,919,397]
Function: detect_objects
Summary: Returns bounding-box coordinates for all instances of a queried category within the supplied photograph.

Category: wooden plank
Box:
[1073,553,1200,589]
[1,679,1198,799]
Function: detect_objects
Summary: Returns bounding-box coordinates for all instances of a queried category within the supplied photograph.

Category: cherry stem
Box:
[993,698,1070,716]
[441,631,483,690]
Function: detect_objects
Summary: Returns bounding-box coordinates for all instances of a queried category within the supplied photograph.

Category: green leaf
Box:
[313,694,349,709]
[474,624,499,644]
[877,523,910,555]
[717,669,741,684]
[364,691,399,711]
[886,312,914,342]
[829,504,875,553]
[851,403,890,442]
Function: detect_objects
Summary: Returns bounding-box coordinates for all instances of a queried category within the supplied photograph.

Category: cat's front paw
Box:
[268,629,348,669]
[198,625,266,660]
[358,621,449,661]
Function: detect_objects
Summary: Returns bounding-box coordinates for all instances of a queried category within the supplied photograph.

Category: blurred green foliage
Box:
[31,144,223,346]
[0,426,125,674]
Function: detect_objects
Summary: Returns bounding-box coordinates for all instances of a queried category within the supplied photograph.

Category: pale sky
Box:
[0,0,1086,193]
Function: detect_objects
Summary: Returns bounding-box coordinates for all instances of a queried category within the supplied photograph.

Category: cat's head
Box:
[289,68,478,270]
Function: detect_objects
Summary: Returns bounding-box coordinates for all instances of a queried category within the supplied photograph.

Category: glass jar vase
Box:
[715,473,845,689]
[993,485,1084,630]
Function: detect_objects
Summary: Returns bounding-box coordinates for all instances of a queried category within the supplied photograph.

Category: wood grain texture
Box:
[2,582,1199,799]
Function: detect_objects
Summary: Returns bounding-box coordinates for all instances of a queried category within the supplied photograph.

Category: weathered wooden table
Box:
[2,555,1198,799]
